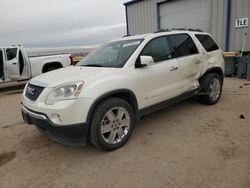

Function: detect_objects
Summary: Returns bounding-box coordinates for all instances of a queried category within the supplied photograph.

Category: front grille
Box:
[25,83,44,101]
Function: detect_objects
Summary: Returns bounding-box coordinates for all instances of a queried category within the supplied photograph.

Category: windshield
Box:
[77,39,143,68]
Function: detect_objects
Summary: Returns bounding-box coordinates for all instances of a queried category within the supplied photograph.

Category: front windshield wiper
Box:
[81,64,103,67]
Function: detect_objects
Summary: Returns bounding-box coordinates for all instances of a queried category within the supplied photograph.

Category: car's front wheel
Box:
[199,73,223,105]
[89,97,135,151]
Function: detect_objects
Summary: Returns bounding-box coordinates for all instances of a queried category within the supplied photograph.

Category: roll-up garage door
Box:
[159,0,212,32]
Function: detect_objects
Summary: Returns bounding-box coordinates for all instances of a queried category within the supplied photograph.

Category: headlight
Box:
[46,81,84,105]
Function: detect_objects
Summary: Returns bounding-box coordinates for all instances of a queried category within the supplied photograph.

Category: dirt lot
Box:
[0,78,250,188]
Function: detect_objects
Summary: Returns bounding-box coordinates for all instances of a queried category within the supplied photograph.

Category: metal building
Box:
[124,0,250,52]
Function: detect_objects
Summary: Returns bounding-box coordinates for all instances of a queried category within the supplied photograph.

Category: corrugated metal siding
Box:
[127,0,165,34]
[127,0,154,34]
[211,0,227,50]
[229,0,250,51]
[126,0,250,51]
[159,0,212,32]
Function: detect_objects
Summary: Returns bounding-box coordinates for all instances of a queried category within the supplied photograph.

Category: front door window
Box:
[141,37,174,63]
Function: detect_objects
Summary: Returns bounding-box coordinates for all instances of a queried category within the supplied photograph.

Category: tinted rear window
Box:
[195,34,219,52]
[169,34,198,58]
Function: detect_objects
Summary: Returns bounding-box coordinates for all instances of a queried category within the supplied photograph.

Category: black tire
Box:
[198,73,223,105]
[89,97,135,151]
[44,67,57,73]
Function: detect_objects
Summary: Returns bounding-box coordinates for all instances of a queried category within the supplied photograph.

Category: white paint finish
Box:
[20,47,32,80]
[4,48,20,80]
[29,54,71,77]
[177,54,203,92]
[136,58,180,108]
[2,46,31,80]
[0,45,71,82]
[22,30,224,125]
[30,66,119,88]
[22,90,94,125]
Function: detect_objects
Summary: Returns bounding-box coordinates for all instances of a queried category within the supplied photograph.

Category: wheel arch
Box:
[42,62,63,73]
[86,89,139,124]
[199,67,224,84]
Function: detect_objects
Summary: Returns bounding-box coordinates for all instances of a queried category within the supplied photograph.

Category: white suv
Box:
[21,29,224,150]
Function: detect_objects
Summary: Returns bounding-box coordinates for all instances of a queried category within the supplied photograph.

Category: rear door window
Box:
[140,37,174,63]
[195,34,219,52]
[6,48,18,60]
[168,34,198,58]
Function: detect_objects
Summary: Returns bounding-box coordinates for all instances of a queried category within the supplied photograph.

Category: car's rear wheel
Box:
[89,97,134,151]
[199,73,223,105]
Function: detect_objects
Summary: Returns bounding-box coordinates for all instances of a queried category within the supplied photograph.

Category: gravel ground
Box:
[0,78,250,188]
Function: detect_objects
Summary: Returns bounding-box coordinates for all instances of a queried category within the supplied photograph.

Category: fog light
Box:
[51,113,62,124]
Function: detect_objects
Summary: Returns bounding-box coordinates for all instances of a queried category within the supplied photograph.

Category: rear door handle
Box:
[12,63,17,65]
[170,66,178,71]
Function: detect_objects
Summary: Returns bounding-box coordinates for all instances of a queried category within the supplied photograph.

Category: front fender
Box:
[80,74,138,100]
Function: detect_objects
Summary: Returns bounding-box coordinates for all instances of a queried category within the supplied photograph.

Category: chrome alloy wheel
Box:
[209,78,221,101]
[100,107,131,144]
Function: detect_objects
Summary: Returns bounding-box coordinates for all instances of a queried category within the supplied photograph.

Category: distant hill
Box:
[26,45,97,57]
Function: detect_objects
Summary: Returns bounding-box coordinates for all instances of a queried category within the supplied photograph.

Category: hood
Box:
[30,66,118,87]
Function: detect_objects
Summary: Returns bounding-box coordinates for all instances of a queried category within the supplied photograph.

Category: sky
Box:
[0,0,127,48]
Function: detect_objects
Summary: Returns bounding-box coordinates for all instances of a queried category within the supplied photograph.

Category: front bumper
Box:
[21,105,89,146]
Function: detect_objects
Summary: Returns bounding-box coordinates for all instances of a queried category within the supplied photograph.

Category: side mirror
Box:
[140,56,154,66]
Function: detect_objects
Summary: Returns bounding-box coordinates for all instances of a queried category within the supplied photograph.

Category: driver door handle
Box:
[170,66,178,71]
[12,63,17,65]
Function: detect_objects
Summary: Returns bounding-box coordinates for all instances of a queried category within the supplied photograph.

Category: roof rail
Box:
[154,28,204,33]
[154,29,171,33]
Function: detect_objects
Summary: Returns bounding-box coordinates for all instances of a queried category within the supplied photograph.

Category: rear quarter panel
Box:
[190,33,224,77]
[200,49,225,77]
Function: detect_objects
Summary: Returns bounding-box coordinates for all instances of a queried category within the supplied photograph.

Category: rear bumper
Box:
[21,105,89,146]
